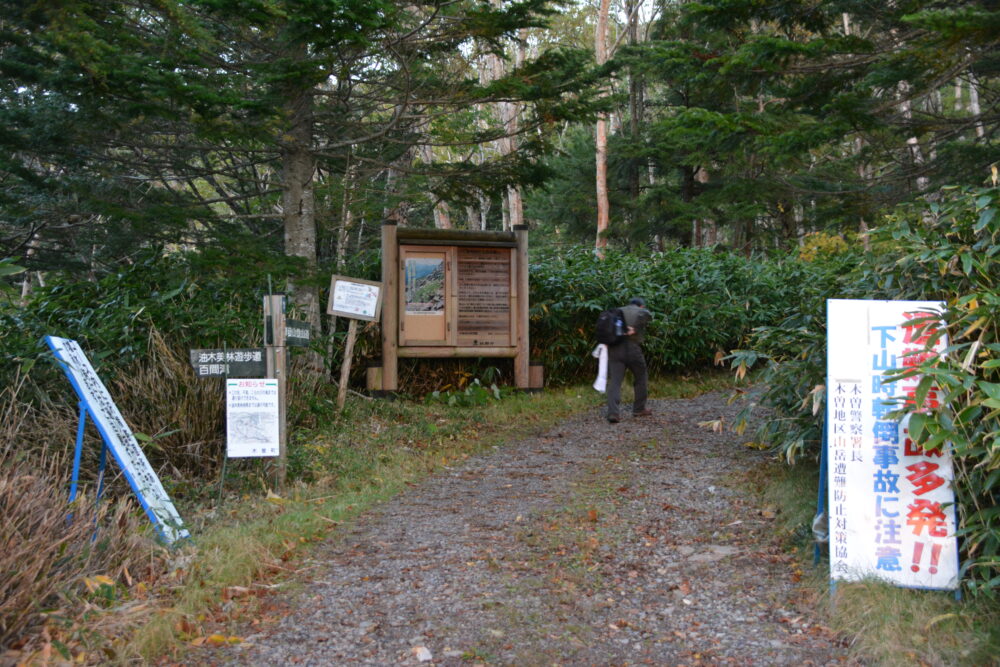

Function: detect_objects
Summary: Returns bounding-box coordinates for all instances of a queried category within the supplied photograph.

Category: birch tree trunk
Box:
[328,158,355,379]
[969,73,985,138]
[418,130,452,228]
[594,0,611,257]
[626,0,643,227]
[898,82,930,192]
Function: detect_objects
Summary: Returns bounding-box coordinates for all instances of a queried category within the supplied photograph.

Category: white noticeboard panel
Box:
[826,299,958,590]
[46,336,190,544]
[328,275,382,321]
[226,379,280,458]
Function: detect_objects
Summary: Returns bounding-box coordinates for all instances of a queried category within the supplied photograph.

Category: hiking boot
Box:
[633,409,653,417]
[607,416,620,424]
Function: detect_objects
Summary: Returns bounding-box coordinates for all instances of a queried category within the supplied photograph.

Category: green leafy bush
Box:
[732,184,1000,593]
[529,245,835,384]
[425,379,507,407]
[872,186,1000,594]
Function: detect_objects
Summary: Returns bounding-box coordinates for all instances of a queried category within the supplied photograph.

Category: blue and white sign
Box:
[826,300,958,590]
[46,336,190,544]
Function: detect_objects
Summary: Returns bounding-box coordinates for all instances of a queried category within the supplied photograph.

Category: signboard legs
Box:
[69,402,87,507]
[337,318,359,410]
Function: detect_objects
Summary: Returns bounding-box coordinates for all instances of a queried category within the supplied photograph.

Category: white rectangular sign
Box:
[226,379,280,457]
[46,336,190,544]
[328,275,382,321]
[826,299,958,590]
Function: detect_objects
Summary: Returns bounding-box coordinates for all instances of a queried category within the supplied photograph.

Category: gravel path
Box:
[209,391,851,666]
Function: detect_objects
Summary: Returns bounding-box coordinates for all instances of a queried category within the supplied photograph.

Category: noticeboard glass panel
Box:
[401,249,448,344]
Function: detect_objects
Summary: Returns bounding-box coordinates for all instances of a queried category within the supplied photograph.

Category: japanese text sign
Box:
[327,275,382,321]
[189,348,266,377]
[46,336,190,544]
[284,320,311,347]
[226,379,279,458]
[826,300,958,590]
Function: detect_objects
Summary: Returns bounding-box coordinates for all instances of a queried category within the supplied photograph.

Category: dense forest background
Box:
[4,0,997,290]
[1,0,999,636]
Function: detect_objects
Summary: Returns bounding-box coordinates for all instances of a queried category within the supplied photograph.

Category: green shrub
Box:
[529,245,840,385]
[872,185,1000,595]
[731,184,1000,593]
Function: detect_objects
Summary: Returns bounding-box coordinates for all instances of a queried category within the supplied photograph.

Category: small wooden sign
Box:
[284,319,311,347]
[328,275,383,321]
[189,348,267,377]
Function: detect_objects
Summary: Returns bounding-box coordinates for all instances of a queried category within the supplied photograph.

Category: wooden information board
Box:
[457,247,512,347]
[380,224,532,391]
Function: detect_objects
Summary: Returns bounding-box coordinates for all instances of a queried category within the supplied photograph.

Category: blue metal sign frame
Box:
[47,336,190,544]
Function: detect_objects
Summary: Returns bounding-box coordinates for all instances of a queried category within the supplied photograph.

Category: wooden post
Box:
[514,224,529,389]
[336,318,358,410]
[381,221,399,391]
[263,294,287,492]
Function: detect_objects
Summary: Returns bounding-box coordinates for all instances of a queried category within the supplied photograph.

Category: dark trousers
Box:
[606,340,647,419]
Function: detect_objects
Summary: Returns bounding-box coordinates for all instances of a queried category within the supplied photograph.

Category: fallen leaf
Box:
[587,509,598,522]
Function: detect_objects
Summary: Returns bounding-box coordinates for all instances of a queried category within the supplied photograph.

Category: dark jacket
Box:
[621,304,651,345]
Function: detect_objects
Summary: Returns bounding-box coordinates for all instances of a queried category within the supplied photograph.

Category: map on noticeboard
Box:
[46,336,190,544]
[226,378,279,458]
[826,299,958,590]
[328,275,382,321]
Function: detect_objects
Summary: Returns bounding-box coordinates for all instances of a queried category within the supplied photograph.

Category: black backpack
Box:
[595,308,626,345]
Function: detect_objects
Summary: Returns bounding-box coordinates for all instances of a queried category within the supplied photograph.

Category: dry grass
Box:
[0,372,168,660]
[832,580,1000,666]
[109,329,226,480]
[742,458,1000,666]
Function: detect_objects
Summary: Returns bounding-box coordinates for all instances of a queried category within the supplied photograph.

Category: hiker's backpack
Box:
[595,308,626,345]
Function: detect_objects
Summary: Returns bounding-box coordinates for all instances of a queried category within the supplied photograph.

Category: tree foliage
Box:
[536,0,999,250]
[731,183,1000,592]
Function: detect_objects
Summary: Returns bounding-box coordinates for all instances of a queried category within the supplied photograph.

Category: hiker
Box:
[606,297,652,423]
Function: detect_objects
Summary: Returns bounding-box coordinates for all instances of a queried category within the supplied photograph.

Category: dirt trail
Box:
[210,391,851,666]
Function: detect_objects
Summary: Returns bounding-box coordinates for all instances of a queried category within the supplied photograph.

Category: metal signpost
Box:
[46,336,190,544]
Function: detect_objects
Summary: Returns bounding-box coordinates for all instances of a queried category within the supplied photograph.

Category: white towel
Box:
[592,344,608,393]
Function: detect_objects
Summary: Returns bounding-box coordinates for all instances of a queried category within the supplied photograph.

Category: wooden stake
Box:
[381,222,399,392]
[337,318,358,410]
[264,295,287,492]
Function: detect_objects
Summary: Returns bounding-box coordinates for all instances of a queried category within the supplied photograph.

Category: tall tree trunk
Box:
[281,87,320,332]
[594,0,611,257]
[434,201,452,229]
[503,31,527,231]
[969,73,985,138]
[626,0,643,225]
[898,81,930,192]
[416,121,454,229]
